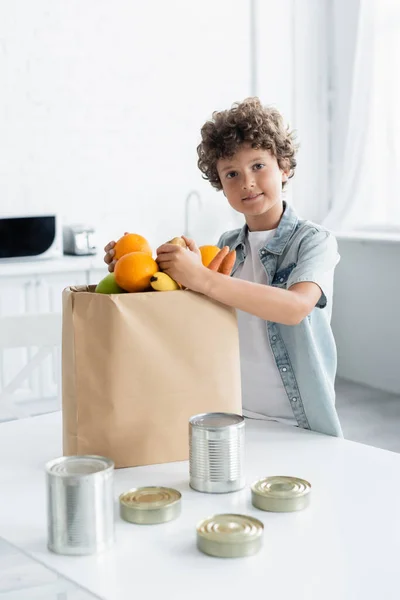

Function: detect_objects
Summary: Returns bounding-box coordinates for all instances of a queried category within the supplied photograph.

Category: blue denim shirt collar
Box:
[231,201,299,256]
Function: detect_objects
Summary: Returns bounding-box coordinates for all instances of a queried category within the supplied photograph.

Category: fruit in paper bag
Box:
[114,252,159,292]
[208,246,229,271]
[114,233,152,260]
[207,247,236,275]
[219,249,236,275]
[199,245,220,267]
[150,272,180,292]
[167,236,187,248]
[95,273,124,294]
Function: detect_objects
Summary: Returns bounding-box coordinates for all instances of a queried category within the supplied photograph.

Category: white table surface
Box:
[0,537,101,599]
[0,412,399,600]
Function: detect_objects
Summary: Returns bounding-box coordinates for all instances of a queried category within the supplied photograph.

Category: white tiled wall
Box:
[0,0,252,249]
[0,0,331,249]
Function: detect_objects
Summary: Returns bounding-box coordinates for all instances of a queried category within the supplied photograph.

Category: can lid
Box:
[197,514,263,544]
[119,487,181,511]
[189,412,244,430]
[46,455,114,477]
[252,476,311,499]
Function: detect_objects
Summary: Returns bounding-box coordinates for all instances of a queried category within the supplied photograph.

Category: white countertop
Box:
[0,255,106,277]
[0,412,399,600]
[334,230,400,244]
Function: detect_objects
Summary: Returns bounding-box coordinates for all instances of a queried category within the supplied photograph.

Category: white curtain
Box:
[324,0,400,232]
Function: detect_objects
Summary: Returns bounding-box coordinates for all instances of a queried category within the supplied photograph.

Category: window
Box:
[325,0,400,232]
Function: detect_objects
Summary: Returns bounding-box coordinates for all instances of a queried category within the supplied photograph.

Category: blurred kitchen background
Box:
[0,0,399,451]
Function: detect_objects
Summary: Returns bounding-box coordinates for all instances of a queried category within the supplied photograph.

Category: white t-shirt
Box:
[234,229,297,426]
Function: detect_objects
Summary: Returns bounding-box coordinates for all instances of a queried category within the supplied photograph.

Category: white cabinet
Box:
[35,272,89,401]
[0,276,35,317]
[87,268,106,288]
[0,271,90,317]
[35,271,88,314]
[0,261,98,416]
[0,277,36,400]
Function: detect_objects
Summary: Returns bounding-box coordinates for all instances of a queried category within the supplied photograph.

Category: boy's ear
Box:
[281,161,290,183]
[280,158,290,182]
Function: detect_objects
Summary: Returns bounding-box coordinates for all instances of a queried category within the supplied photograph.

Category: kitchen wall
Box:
[2,1,397,398]
[332,235,400,395]
[0,0,330,251]
[0,0,246,247]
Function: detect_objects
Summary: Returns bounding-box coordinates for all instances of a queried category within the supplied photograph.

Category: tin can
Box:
[197,513,263,558]
[189,412,245,493]
[46,455,115,556]
[119,487,181,524]
[251,476,311,512]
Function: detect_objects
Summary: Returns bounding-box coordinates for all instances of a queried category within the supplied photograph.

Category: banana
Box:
[150,272,180,292]
[167,236,187,248]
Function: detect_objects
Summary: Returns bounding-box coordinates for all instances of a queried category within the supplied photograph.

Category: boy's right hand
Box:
[104,240,117,272]
[104,231,130,271]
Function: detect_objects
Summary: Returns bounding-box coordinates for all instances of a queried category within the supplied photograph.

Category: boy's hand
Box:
[103,231,129,272]
[181,236,202,259]
[156,236,209,293]
[104,240,116,272]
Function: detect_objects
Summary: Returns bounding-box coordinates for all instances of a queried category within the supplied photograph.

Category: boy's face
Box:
[216,145,289,224]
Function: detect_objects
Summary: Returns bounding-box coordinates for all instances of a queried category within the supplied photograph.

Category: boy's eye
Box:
[253,163,265,170]
[226,171,237,179]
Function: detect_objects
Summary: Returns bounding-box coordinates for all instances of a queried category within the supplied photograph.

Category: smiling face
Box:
[216,144,289,231]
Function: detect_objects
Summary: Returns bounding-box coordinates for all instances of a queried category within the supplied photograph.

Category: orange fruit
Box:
[199,245,220,267]
[114,252,159,292]
[114,233,152,260]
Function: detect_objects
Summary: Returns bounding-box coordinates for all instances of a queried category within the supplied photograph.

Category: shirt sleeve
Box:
[286,230,340,309]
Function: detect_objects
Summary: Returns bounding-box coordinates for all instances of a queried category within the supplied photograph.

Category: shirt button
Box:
[281,367,287,372]
[292,397,297,403]
[272,336,277,341]
[279,278,284,282]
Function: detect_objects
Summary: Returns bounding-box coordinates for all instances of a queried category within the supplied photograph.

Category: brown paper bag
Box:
[62,286,242,468]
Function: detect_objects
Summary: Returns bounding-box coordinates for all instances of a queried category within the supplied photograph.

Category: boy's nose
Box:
[242,176,255,190]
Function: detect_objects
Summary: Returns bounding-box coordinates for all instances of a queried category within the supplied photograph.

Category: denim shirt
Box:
[217,202,343,437]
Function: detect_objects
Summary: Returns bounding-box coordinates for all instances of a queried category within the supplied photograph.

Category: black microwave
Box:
[0,215,62,260]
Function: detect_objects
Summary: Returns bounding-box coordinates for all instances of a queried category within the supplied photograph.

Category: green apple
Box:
[95,273,125,294]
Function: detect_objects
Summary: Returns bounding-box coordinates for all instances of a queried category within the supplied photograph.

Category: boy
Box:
[104,97,343,437]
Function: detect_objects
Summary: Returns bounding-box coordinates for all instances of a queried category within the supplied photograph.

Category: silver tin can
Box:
[46,455,115,556]
[189,412,245,493]
[251,476,311,512]
[197,514,263,558]
[119,487,181,525]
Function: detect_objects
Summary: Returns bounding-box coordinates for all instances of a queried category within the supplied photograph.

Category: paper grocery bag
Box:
[62,286,242,468]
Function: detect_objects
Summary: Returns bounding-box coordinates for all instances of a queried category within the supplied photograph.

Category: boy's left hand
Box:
[156,236,209,293]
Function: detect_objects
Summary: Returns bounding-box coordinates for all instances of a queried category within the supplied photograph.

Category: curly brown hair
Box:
[197,97,298,190]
